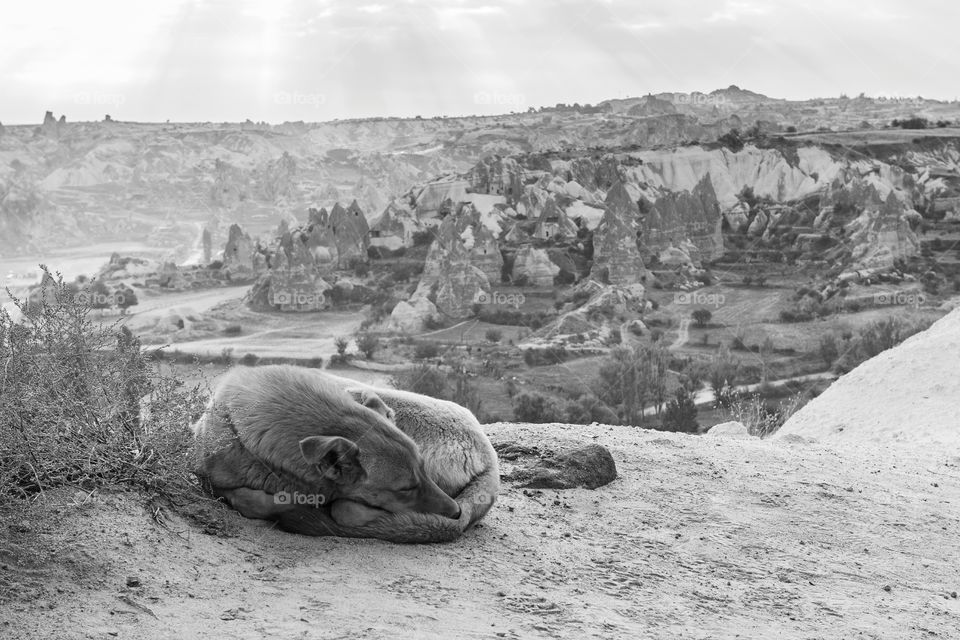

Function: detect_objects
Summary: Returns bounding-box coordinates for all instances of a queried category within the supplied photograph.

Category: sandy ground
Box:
[2,421,958,640]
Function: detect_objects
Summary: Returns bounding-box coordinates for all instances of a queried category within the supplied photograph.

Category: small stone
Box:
[126,576,141,588]
[883,585,892,592]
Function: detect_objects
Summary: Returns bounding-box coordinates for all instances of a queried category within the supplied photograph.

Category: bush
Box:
[728,393,806,438]
[391,363,448,399]
[412,229,434,247]
[564,394,618,425]
[222,324,242,336]
[485,328,503,343]
[512,391,566,423]
[352,259,370,278]
[413,341,441,359]
[818,333,839,369]
[718,128,745,152]
[891,117,928,129]
[0,272,207,503]
[660,387,699,433]
[522,346,569,366]
[692,308,712,328]
[240,353,260,367]
[355,333,380,360]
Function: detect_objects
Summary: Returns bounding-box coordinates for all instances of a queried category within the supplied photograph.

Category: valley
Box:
[4,89,960,432]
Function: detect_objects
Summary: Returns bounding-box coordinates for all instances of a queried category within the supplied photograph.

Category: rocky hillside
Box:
[3,91,960,258]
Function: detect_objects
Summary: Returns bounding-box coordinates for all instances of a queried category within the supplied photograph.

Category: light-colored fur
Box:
[193,366,499,543]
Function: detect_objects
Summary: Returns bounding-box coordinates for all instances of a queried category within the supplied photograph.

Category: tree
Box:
[818,333,839,370]
[678,358,709,393]
[391,363,448,399]
[355,333,379,360]
[660,387,699,433]
[512,391,565,423]
[594,345,667,427]
[485,328,502,343]
[708,345,740,408]
[114,285,138,313]
[692,308,712,328]
[86,280,112,310]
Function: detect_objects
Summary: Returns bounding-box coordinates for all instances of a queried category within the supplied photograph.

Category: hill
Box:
[778,306,960,448]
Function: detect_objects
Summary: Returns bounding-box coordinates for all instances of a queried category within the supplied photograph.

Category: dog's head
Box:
[297,391,460,520]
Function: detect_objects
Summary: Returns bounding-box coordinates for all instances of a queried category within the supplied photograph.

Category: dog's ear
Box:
[359,391,395,421]
[299,436,362,482]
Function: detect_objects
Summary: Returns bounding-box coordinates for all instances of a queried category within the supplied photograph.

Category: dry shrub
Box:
[0,270,208,504]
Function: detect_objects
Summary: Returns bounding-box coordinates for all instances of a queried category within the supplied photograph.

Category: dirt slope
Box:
[779,307,960,448]
[2,421,958,639]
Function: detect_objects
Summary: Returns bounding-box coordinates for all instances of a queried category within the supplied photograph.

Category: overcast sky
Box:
[1,0,956,124]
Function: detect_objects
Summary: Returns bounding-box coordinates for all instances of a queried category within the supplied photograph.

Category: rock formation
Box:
[421,204,503,286]
[247,271,332,312]
[41,111,60,139]
[778,306,960,449]
[590,182,647,285]
[435,261,491,318]
[369,200,422,249]
[466,156,528,200]
[533,196,578,240]
[222,224,257,275]
[845,192,921,271]
[311,200,370,267]
[512,246,560,286]
[390,296,439,332]
[643,175,724,261]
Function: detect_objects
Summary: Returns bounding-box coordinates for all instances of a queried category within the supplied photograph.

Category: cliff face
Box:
[642,175,724,261]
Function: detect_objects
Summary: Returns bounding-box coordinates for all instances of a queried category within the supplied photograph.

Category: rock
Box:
[590,181,647,285]
[41,111,60,138]
[313,200,370,267]
[435,262,491,318]
[413,178,470,213]
[247,272,331,312]
[777,306,960,449]
[125,576,141,588]
[465,156,526,199]
[505,444,618,490]
[533,196,578,240]
[369,200,421,249]
[512,246,559,286]
[644,175,724,261]
[222,224,256,275]
[390,296,438,332]
[705,421,753,439]
[845,192,920,271]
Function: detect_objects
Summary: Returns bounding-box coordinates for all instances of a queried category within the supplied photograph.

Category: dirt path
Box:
[669,317,691,350]
[3,423,958,639]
